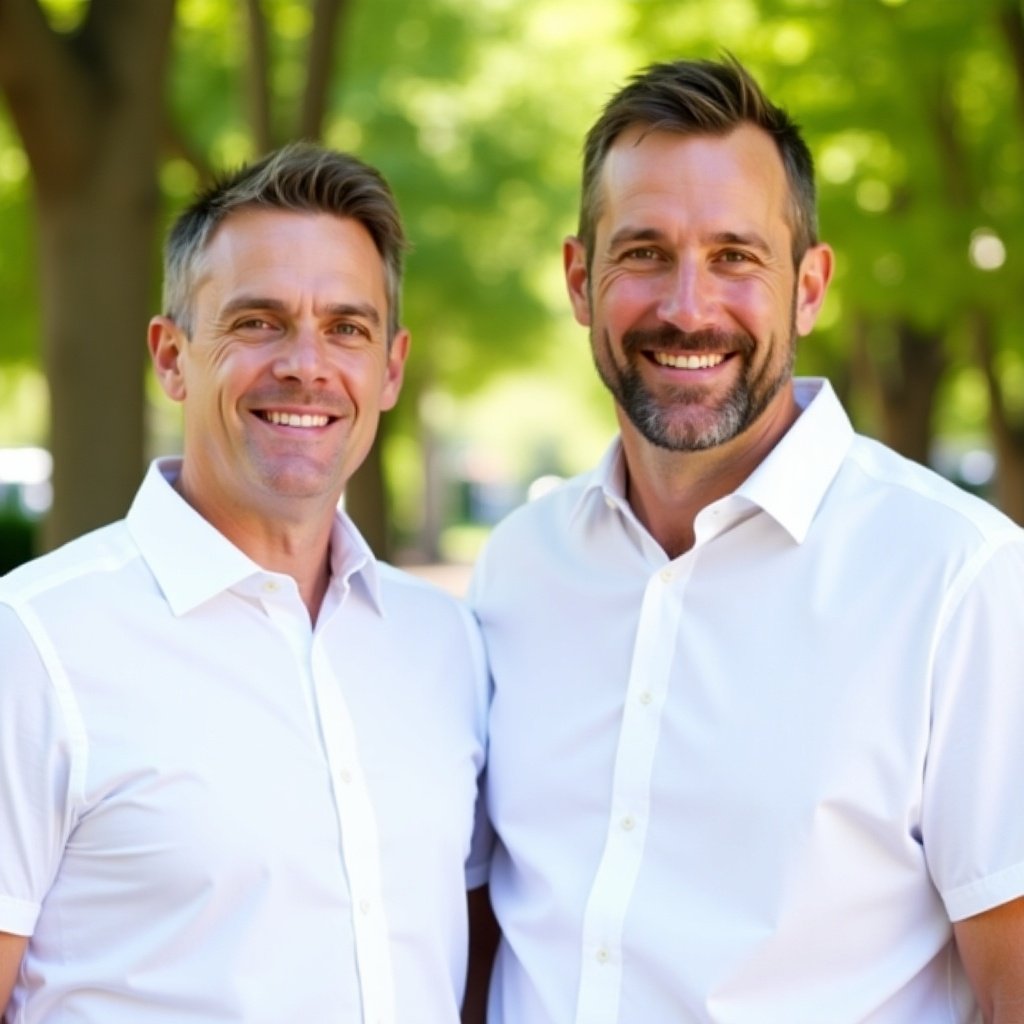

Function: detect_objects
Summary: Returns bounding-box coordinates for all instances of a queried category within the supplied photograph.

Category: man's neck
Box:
[619,392,801,559]
[173,473,336,622]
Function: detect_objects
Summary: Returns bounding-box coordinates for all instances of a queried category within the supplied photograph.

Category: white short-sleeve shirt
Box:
[0,458,490,1024]
[470,378,1024,1024]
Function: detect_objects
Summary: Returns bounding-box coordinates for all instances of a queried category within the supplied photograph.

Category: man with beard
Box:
[469,57,1024,1023]
[0,144,491,1024]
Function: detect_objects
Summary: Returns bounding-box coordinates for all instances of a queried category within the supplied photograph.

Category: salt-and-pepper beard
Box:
[592,299,798,452]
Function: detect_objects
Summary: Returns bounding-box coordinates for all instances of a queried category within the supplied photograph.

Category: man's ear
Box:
[795,243,834,337]
[148,316,188,403]
[563,236,592,328]
[379,327,410,412]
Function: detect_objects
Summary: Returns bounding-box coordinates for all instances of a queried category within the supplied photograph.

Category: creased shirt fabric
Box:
[470,378,1024,1024]
[0,458,489,1024]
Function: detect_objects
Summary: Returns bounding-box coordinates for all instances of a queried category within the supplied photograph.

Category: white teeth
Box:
[653,352,725,369]
[265,411,330,428]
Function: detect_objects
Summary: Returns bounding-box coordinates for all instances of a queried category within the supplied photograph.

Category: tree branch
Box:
[83,0,176,100]
[242,0,274,152]
[0,0,93,180]
[298,0,349,140]
[926,70,971,209]
[161,109,218,185]
[998,0,1024,133]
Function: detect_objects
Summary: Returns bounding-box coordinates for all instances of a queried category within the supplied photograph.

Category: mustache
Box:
[622,325,754,357]
[246,386,351,416]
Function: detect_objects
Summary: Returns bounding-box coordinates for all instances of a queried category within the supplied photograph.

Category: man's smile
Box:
[258,410,334,428]
[651,352,727,370]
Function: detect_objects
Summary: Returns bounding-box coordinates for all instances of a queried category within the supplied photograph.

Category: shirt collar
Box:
[571,440,629,527]
[327,507,384,614]
[735,378,853,542]
[571,378,854,546]
[127,458,384,616]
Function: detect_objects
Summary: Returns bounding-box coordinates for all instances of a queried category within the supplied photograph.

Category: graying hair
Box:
[162,142,408,341]
[579,56,818,267]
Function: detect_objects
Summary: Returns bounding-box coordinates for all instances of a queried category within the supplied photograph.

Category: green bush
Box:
[0,510,37,575]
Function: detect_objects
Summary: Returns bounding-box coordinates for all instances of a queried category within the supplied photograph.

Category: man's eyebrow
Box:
[709,230,773,255]
[219,297,381,325]
[606,226,774,255]
[219,296,288,319]
[322,302,381,326]
[607,226,665,250]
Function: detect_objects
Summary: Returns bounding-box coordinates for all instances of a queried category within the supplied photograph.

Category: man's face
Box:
[150,208,407,529]
[565,124,830,453]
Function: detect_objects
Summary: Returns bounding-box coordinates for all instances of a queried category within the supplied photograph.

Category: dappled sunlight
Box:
[969,228,1006,271]
[769,21,814,65]
[0,368,48,447]
[7,0,1024,548]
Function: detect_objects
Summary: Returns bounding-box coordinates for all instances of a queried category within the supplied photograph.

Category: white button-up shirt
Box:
[470,379,1024,1024]
[0,459,489,1023]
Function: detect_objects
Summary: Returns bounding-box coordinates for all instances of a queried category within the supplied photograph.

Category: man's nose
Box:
[655,260,718,333]
[273,325,330,382]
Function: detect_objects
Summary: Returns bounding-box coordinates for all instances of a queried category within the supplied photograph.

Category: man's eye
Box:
[331,322,370,339]
[718,250,754,264]
[235,317,275,331]
[623,247,661,261]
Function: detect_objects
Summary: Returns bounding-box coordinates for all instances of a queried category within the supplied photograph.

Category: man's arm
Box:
[461,885,499,1024]
[954,896,1024,1024]
[0,931,27,1011]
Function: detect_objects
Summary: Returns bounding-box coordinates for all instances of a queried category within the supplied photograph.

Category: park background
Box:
[2,0,1024,583]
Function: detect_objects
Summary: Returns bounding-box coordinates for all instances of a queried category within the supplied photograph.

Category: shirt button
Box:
[659,567,673,583]
[596,948,610,964]
[339,769,352,784]
[621,815,635,831]
[263,580,279,593]
[359,899,371,914]
[604,495,616,510]
[639,690,653,705]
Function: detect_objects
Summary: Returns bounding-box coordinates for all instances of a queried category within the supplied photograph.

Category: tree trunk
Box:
[851,315,945,466]
[39,187,154,548]
[344,428,391,559]
[0,0,176,549]
[971,306,1024,524]
[992,440,1024,525]
[877,321,946,466]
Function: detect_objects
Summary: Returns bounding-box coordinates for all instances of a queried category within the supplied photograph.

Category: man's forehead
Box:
[596,124,793,238]
[603,122,786,183]
[193,212,388,314]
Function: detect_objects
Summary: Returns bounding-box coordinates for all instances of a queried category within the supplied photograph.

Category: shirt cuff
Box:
[0,893,40,936]
[943,860,1024,921]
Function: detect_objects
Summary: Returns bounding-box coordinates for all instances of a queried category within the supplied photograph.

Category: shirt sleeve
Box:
[0,601,77,936]
[922,534,1024,921]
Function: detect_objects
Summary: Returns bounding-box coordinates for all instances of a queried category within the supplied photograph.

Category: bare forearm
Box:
[0,931,28,1011]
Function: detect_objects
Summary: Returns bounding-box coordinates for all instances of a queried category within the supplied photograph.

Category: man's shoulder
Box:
[372,563,488,698]
[486,468,595,549]
[0,519,137,607]
[844,434,1020,544]
[376,561,478,629]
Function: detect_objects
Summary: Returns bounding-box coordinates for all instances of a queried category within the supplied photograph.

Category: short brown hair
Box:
[163,142,408,341]
[579,56,818,266]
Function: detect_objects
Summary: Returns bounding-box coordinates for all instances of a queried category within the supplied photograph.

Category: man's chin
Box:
[253,460,342,504]
[629,405,745,453]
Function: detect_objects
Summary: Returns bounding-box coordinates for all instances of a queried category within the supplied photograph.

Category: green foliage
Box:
[5,0,1024,459]
[0,499,37,574]
[0,120,36,366]
[0,514,36,574]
